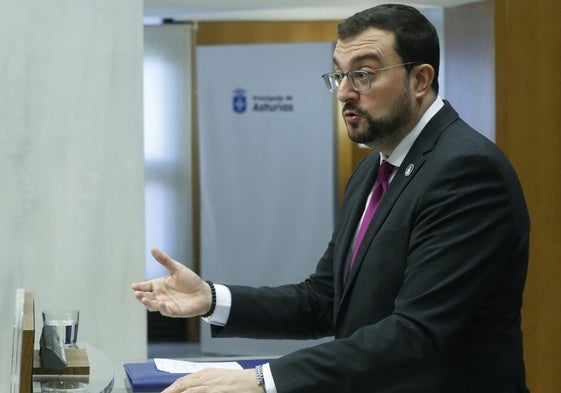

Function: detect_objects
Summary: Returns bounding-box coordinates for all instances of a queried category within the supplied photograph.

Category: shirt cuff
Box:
[262,363,278,393]
[201,284,231,326]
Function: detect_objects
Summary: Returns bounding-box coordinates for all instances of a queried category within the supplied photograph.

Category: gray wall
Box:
[0,1,146,389]
[144,24,195,279]
[444,0,495,141]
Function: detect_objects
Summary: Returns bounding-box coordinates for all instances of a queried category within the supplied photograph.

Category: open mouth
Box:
[343,109,362,123]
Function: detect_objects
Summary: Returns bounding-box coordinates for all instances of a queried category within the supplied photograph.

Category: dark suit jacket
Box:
[212,102,530,393]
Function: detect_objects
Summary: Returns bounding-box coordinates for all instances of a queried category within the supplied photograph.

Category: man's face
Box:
[333,27,415,153]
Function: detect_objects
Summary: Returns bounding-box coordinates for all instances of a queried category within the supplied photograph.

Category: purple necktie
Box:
[349,160,394,270]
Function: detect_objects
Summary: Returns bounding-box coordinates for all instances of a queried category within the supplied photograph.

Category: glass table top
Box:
[33,344,114,393]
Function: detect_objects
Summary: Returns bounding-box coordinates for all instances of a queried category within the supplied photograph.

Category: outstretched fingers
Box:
[131,280,153,293]
[139,294,163,313]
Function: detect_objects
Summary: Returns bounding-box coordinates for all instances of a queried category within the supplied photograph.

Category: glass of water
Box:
[42,310,80,348]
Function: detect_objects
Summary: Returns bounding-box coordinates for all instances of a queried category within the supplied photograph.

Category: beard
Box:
[345,82,413,149]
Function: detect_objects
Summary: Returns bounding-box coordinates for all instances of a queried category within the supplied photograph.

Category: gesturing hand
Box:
[131,248,212,318]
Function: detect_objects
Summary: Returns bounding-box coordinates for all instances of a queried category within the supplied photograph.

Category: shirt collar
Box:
[382,96,444,167]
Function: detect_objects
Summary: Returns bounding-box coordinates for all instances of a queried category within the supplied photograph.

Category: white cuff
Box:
[262,363,277,393]
[201,284,231,326]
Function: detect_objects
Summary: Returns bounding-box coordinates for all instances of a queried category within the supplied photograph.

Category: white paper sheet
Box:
[154,358,243,374]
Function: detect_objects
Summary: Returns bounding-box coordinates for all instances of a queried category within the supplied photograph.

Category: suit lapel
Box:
[333,159,380,299]
[336,101,460,311]
[341,153,426,296]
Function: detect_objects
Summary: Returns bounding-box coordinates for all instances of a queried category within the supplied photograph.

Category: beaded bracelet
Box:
[200,280,216,318]
[256,364,266,392]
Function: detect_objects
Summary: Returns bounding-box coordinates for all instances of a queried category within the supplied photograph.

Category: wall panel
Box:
[197,21,356,207]
[0,1,146,388]
[495,1,561,391]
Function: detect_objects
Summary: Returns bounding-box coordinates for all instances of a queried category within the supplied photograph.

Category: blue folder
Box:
[123,358,271,392]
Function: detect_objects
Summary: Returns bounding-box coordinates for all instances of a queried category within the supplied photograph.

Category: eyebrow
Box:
[333,52,382,69]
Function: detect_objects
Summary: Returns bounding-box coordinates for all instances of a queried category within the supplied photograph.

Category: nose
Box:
[336,76,359,103]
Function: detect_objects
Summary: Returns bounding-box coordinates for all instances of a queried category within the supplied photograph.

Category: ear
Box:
[410,64,435,98]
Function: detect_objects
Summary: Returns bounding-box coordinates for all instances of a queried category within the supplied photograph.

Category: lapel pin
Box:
[405,163,415,177]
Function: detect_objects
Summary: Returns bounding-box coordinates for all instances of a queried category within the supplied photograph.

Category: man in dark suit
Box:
[132,4,530,393]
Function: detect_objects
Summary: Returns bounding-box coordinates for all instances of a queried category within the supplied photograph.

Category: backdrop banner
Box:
[197,42,336,355]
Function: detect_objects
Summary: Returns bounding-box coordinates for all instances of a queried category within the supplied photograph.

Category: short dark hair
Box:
[338,4,440,93]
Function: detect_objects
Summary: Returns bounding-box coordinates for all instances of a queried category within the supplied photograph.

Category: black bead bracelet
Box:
[200,280,216,318]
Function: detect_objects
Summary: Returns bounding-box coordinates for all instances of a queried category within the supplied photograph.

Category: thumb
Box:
[151,247,182,274]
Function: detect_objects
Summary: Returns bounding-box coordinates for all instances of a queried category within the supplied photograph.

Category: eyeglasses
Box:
[321,62,417,93]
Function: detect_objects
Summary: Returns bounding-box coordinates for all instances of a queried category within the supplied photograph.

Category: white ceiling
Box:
[144,0,483,21]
